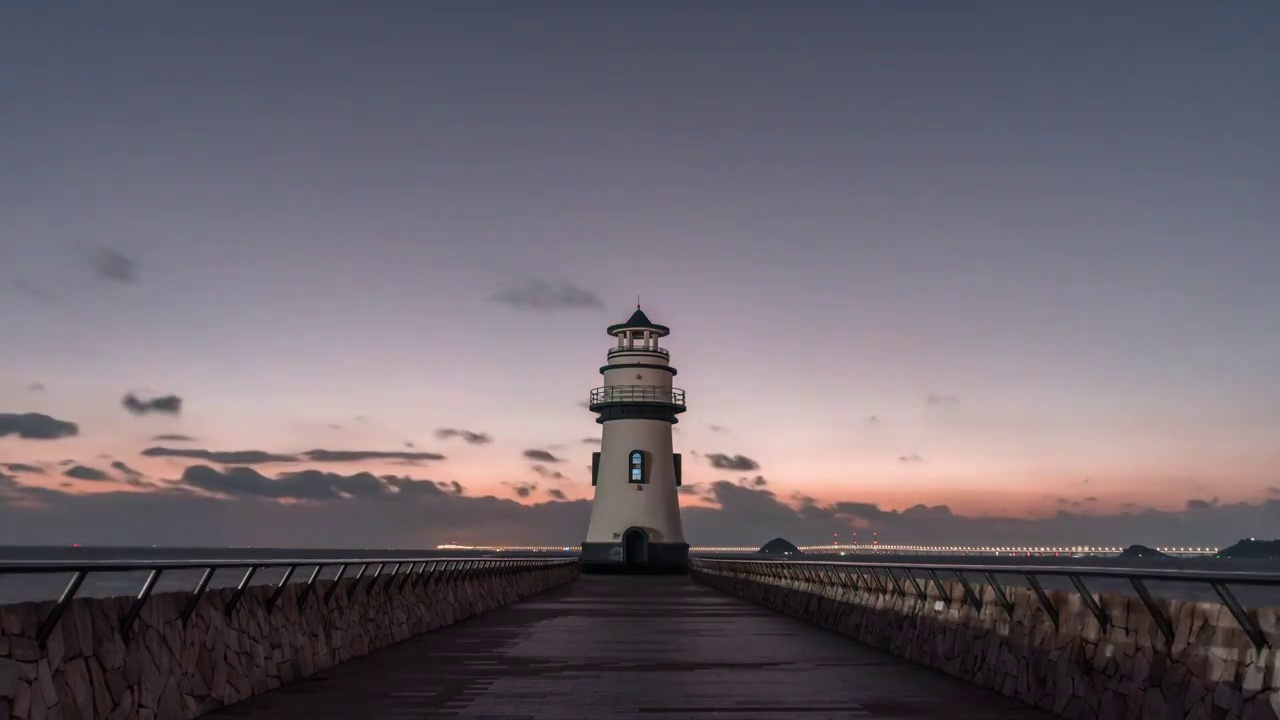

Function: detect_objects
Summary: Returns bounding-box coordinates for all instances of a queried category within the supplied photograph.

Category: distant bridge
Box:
[437,543,1220,556]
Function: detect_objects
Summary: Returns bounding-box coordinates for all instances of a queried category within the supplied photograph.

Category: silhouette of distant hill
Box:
[759,538,802,555]
[1216,539,1280,559]
[1119,544,1170,559]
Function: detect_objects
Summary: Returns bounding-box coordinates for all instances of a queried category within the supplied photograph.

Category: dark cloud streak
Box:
[706,453,759,471]
[122,393,183,416]
[63,465,111,481]
[0,413,79,440]
[435,428,494,445]
[491,278,604,311]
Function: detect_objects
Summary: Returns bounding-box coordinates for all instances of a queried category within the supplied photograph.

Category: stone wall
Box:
[0,561,579,720]
[691,561,1280,720]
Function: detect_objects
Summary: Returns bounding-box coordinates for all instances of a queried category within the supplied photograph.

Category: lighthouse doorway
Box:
[622,527,649,567]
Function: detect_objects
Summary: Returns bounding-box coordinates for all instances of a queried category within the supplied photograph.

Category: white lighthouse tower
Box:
[582,306,689,573]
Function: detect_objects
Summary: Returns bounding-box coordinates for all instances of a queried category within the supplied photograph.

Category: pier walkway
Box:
[207,575,1044,719]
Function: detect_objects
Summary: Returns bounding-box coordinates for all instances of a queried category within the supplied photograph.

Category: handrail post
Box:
[398,562,420,591]
[883,567,906,596]
[954,571,982,610]
[1067,574,1108,630]
[180,567,216,626]
[266,566,297,613]
[323,564,349,605]
[926,569,950,607]
[297,565,325,609]
[1128,577,1173,645]
[983,571,1014,617]
[1024,573,1057,627]
[37,570,88,648]
[1210,581,1266,650]
[903,570,928,601]
[347,563,370,600]
[383,562,402,589]
[225,566,257,618]
[120,569,163,643]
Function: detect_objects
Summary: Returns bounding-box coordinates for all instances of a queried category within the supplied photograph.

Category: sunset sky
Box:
[2,1,1279,548]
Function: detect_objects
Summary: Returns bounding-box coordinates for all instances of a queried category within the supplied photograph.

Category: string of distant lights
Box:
[435,543,1220,555]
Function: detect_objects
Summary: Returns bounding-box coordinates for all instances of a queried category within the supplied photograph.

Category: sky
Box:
[2,1,1279,548]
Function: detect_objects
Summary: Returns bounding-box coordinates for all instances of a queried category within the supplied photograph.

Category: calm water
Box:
[0,547,574,605]
[1,547,1278,608]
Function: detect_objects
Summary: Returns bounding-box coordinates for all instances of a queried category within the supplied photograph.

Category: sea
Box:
[1,547,1278,608]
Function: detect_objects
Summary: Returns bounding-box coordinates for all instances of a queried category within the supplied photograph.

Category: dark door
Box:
[623,528,648,566]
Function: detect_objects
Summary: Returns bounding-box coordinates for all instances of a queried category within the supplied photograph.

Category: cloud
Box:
[141,447,298,464]
[110,461,142,477]
[13,279,61,305]
[182,466,387,501]
[491,278,604,311]
[139,447,446,465]
[926,393,960,406]
[88,247,139,284]
[180,466,467,503]
[503,481,538,499]
[547,488,568,501]
[532,464,565,480]
[747,475,768,487]
[706,453,759,471]
[151,434,197,442]
[3,467,1278,549]
[435,428,494,445]
[581,437,601,445]
[302,449,446,463]
[0,413,80,440]
[678,483,705,496]
[122,393,183,416]
[63,465,111,482]
[898,453,924,463]
[523,449,562,463]
[5,463,45,474]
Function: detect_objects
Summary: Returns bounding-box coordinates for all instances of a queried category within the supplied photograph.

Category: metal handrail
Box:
[588,385,686,406]
[692,557,1277,650]
[608,345,668,356]
[0,556,577,649]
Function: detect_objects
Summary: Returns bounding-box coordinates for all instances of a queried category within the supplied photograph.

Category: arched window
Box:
[629,450,645,483]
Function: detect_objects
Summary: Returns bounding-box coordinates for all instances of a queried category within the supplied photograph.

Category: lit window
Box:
[629,450,645,483]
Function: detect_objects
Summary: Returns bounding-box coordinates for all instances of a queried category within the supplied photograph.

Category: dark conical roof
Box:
[759,538,803,555]
[607,306,670,336]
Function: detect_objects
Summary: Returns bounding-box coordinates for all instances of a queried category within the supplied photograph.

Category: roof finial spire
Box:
[637,294,641,310]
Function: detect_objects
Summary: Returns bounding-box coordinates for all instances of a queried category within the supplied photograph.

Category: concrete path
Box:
[208,575,1047,719]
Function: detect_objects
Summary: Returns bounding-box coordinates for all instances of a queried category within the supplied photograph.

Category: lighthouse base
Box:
[580,540,690,575]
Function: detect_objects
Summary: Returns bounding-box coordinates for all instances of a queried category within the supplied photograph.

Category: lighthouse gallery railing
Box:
[589,385,686,406]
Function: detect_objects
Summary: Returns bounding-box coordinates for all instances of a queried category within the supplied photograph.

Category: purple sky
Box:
[2,2,1279,548]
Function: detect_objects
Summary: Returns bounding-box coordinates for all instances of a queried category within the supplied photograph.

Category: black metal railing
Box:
[608,345,669,356]
[692,558,1280,650]
[0,556,577,649]
[588,385,686,407]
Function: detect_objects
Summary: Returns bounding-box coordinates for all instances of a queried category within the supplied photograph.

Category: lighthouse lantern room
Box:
[581,306,689,573]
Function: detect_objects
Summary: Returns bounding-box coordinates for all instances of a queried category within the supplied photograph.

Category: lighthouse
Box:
[581,306,689,574]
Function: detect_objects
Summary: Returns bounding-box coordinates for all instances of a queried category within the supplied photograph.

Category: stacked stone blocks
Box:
[691,561,1279,720]
[0,561,579,719]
